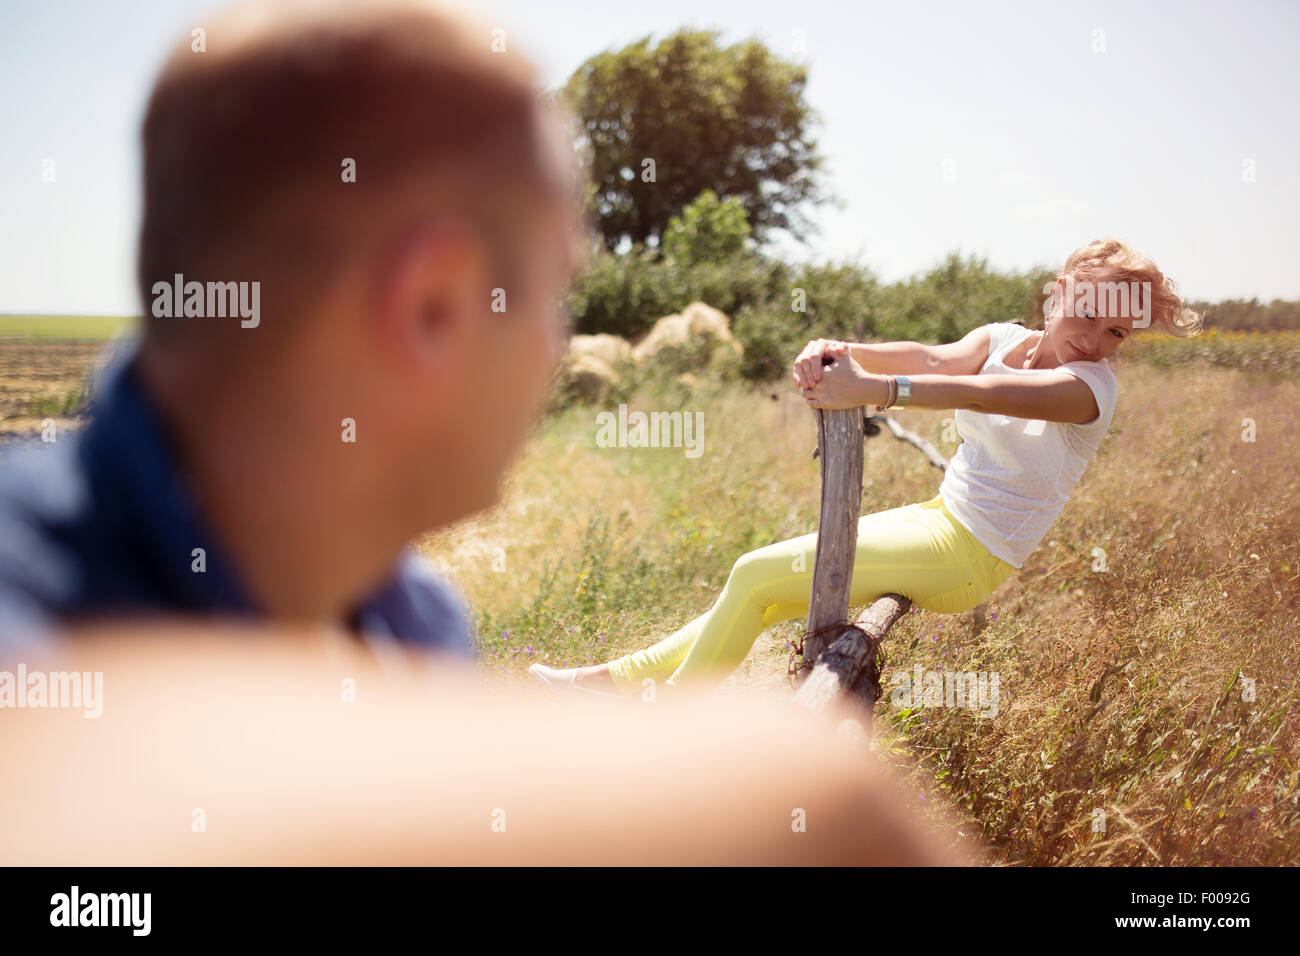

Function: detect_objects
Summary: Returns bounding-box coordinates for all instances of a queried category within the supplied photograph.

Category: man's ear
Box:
[371,219,491,375]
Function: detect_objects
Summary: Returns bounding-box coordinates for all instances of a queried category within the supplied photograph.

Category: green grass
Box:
[0,315,137,341]
[29,383,92,418]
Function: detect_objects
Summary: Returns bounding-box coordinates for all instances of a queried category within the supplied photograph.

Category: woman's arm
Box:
[794,327,991,389]
[805,361,1101,426]
[905,372,1101,425]
[845,340,935,374]
[848,325,991,377]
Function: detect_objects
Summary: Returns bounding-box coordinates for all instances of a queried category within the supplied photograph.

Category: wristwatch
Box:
[893,375,912,408]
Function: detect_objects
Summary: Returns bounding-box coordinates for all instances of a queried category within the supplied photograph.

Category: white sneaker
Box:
[528,663,622,698]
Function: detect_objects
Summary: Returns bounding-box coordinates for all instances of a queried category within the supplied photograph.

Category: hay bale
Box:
[631,314,691,365]
[632,302,743,371]
[568,333,633,368]
[682,301,739,352]
[562,353,620,402]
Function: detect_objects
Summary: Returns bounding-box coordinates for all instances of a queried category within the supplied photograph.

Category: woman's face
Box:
[1045,272,1136,363]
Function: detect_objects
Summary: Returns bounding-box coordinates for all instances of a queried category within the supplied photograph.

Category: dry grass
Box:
[1,335,1294,864]
[0,341,102,439]
[870,361,1300,865]
[424,358,1300,865]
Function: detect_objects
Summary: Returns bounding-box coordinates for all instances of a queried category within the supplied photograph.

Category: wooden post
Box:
[798,402,916,735]
[797,397,989,735]
[800,405,864,671]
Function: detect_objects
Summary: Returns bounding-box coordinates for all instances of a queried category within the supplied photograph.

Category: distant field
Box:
[0,315,136,341]
[1125,327,1300,373]
[0,341,104,436]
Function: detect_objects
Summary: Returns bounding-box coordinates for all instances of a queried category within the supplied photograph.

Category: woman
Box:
[531,238,1202,697]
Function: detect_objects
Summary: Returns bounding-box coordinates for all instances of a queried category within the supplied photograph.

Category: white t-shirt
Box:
[938,321,1119,569]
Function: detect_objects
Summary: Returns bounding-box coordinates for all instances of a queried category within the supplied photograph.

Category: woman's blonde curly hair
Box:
[1058,238,1203,337]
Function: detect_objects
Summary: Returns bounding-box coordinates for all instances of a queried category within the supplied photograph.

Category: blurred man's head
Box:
[135,0,590,538]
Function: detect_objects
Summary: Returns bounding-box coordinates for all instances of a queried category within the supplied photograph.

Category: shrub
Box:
[662,189,752,266]
[566,246,791,342]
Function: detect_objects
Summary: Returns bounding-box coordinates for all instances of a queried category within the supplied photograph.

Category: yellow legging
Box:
[607,494,1016,694]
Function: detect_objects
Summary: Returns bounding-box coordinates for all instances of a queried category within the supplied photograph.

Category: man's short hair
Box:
[137,0,580,341]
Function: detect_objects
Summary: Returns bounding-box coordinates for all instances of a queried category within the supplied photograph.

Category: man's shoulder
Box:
[0,434,87,511]
[0,437,90,651]
[356,552,478,657]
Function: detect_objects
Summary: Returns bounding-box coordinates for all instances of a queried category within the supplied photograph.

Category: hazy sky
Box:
[1,0,1296,314]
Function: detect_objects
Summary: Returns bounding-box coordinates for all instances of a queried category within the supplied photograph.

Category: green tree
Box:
[661,189,752,265]
[559,29,833,251]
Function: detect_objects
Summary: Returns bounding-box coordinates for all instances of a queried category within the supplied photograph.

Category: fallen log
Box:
[794,593,913,715]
